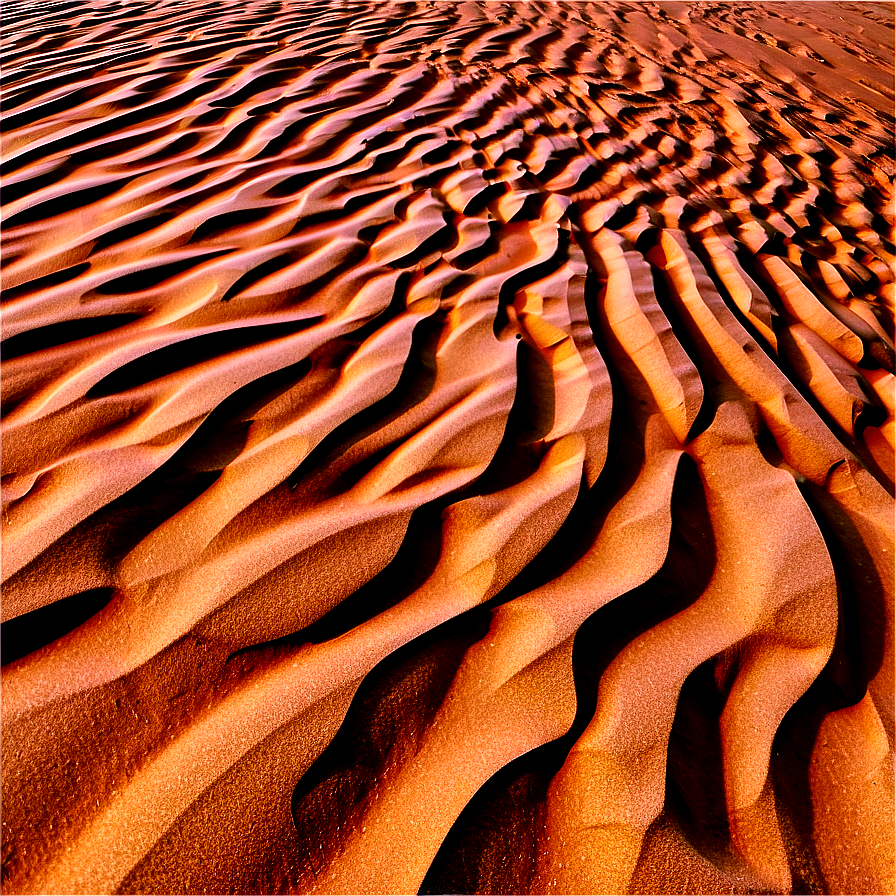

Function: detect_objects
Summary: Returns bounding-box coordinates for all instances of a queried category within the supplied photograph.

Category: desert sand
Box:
[1,1,894,893]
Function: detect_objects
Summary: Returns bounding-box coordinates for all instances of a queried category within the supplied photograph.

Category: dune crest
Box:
[1,1,893,894]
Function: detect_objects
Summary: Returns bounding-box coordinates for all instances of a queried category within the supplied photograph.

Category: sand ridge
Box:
[1,1,894,893]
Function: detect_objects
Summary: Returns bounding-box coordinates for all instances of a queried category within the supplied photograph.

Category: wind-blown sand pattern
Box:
[1,1,894,893]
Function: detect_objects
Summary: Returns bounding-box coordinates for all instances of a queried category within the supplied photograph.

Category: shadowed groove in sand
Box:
[1,1,894,894]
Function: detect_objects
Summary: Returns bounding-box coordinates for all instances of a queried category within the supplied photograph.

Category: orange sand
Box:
[1,1,894,894]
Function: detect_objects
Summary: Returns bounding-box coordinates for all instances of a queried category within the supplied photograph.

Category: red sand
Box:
[1,1,894,893]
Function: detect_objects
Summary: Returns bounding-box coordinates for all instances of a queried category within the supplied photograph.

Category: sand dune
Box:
[1,1,893,893]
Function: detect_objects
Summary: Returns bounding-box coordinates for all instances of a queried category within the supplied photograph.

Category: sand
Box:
[1,1,894,893]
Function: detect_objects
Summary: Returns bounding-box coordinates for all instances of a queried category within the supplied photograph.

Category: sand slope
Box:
[1,1,894,893]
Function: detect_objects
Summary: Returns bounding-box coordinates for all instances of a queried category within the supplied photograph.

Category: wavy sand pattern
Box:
[1,1,894,893]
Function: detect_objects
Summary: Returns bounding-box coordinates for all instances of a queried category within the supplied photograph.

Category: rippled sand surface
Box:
[2,1,894,893]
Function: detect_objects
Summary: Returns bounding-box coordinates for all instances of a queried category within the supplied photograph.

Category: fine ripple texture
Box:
[1,1,894,894]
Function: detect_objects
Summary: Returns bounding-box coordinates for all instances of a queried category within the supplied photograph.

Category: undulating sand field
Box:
[1,1,894,893]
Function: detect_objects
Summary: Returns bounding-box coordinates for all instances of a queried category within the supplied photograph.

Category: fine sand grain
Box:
[1,1,894,894]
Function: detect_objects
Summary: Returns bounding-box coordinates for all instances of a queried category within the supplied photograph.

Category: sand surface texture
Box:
[1,1,894,893]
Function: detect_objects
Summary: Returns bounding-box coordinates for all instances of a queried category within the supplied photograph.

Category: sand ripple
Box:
[1,1,894,893]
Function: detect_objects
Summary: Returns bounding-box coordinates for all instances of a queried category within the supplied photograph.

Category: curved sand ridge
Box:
[1,1,894,893]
